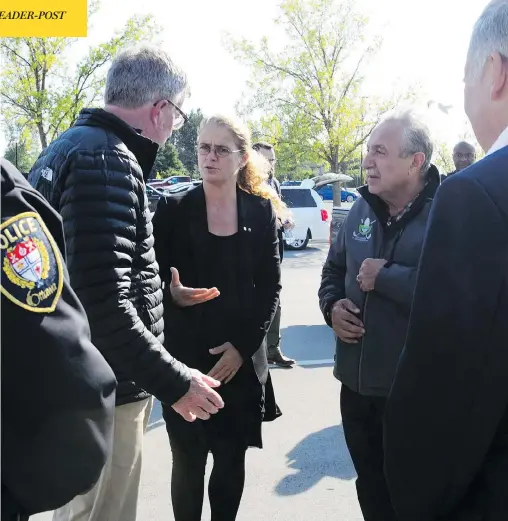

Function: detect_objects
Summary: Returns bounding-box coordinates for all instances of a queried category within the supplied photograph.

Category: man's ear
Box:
[412,152,426,170]
[490,51,508,101]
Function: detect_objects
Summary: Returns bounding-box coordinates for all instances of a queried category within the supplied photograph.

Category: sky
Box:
[0,0,488,155]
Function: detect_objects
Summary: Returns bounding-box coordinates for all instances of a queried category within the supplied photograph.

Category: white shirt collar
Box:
[487,125,508,156]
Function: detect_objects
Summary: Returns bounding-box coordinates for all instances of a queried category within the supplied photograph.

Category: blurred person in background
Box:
[253,141,296,368]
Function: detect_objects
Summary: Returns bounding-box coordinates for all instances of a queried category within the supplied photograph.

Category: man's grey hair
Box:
[104,44,189,108]
[466,0,508,81]
[381,109,434,175]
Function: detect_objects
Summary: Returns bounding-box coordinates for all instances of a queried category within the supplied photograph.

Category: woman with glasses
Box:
[152,114,286,521]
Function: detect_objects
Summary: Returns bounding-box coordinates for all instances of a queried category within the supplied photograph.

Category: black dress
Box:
[153,186,282,450]
[195,231,264,447]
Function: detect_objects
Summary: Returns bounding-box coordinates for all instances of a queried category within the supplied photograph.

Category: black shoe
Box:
[268,346,295,368]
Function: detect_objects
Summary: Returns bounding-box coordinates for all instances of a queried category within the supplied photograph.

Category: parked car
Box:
[315,184,359,203]
[281,180,302,186]
[280,185,329,250]
[146,185,165,212]
[147,175,192,190]
[329,206,350,244]
[162,180,202,197]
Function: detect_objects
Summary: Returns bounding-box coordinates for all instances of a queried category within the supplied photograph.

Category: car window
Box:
[281,189,317,208]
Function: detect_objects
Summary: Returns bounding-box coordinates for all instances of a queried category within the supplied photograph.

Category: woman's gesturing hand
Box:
[169,267,220,307]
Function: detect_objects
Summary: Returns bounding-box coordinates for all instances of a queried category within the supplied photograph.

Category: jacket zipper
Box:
[358,292,369,393]
[357,234,388,394]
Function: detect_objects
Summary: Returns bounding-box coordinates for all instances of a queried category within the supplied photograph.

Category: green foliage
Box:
[170,108,203,174]
[227,0,414,174]
[434,142,455,174]
[3,140,37,173]
[0,1,162,151]
[151,141,186,179]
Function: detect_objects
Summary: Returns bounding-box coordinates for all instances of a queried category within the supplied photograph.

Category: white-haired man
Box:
[29,45,224,521]
[384,2,508,520]
[319,109,440,521]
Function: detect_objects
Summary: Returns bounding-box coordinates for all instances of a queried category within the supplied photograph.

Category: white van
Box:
[281,180,330,250]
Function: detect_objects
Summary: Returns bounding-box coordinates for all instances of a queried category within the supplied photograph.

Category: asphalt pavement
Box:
[32,239,362,521]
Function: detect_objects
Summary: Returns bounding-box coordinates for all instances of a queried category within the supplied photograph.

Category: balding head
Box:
[464,0,508,151]
[452,141,476,171]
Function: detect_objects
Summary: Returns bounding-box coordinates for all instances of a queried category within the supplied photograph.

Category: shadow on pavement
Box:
[275,424,356,496]
[284,245,322,257]
[299,362,334,369]
[281,324,335,362]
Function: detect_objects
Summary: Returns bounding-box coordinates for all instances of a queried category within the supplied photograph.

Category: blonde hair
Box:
[198,114,289,220]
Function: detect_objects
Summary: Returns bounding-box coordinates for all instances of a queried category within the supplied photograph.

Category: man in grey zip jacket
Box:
[318,109,439,521]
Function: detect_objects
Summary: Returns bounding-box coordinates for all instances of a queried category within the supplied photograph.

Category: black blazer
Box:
[152,184,282,386]
[384,146,508,521]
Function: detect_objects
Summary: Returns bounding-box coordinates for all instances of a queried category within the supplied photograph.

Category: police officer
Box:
[1,158,117,521]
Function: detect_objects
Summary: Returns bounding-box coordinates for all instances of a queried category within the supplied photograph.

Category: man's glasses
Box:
[153,99,188,130]
[197,143,241,158]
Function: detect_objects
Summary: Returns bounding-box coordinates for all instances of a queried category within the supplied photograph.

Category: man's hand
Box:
[331,299,365,344]
[357,258,387,292]
[172,369,224,422]
[208,342,243,384]
[283,218,295,231]
[170,267,220,307]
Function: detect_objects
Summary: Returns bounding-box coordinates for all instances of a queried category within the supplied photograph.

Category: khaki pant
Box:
[53,397,153,521]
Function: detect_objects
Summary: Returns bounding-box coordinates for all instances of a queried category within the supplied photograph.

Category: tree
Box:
[170,108,203,175]
[3,141,37,174]
[434,142,455,174]
[0,2,161,151]
[151,141,186,179]
[227,0,413,186]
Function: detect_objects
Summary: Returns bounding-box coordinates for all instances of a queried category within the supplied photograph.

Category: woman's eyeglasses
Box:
[197,143,241,158]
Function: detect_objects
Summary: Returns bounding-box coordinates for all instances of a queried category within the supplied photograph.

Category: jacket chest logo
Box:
[1,211,63,313]
[353,217,376,242]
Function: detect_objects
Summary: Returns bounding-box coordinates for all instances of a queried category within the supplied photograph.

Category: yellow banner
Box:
[0,0,87,37]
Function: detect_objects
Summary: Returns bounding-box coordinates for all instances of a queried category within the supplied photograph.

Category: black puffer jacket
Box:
[28,108,191,406]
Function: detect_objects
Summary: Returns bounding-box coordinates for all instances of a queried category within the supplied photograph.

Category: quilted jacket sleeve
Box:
[318,220,347,327]
[30,146,191,406]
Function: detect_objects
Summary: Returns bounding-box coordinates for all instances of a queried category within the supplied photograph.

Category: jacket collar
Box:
[358,164,440,229]
[181,183,255,228]
[487,125,508,156]
[177,183,255,292]
[73,108,159,181]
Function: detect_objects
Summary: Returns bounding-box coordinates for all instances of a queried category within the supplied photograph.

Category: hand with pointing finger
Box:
[169,267,220,308]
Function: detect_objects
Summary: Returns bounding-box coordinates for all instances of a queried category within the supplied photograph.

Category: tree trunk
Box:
[37,123,48,150]
[331,155,342,207]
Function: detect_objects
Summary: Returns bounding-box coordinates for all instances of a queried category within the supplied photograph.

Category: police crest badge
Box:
[1,211,63,313]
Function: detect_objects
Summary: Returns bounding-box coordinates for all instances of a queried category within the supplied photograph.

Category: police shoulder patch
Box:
[1,211,64,313]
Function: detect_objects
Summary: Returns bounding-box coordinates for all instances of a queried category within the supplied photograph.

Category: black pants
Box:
[163,406,249,521]
[340,384,398,521]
